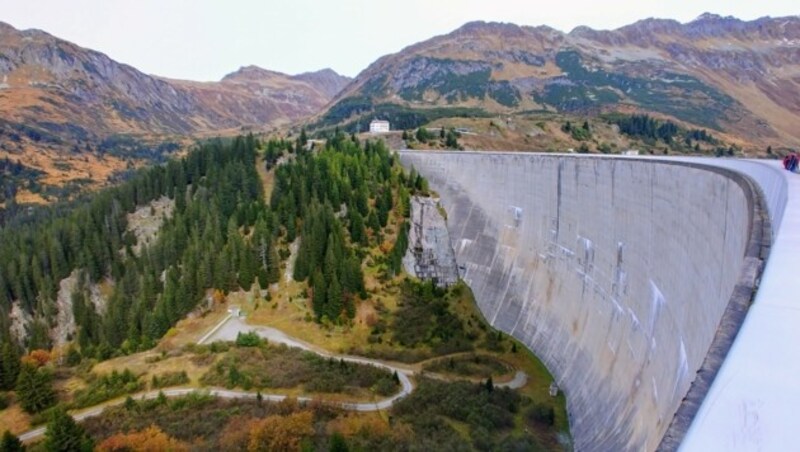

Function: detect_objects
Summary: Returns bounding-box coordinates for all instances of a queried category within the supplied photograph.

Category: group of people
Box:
[784,152,799,172]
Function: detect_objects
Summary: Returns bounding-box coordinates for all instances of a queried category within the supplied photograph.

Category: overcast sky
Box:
[2,0,797,81]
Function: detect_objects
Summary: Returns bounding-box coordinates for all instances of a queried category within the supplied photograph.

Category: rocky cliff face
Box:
[320,14,800,147]
[402,196,459,288]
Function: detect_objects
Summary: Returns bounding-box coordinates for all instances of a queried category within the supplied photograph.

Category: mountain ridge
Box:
[0,20,351,138]
[318,14,800,148]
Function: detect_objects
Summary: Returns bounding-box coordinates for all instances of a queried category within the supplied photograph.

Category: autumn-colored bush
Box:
[326,413,390,437]
[97,425,189,451]
[218,415,259,451]
[248,411,314,452]
[21,349,51,367]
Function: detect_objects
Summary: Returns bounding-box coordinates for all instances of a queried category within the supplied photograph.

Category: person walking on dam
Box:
[784,152,799,172]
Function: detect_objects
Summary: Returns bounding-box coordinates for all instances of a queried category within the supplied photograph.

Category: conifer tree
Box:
[0,342,20,390]
[44,407,93,452]
[0,430,23,452]
[16,364,56,414]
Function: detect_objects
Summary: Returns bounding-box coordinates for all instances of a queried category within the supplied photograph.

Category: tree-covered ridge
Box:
[271,135,415,322]
[0,135,278,363]
[607,113,718,150]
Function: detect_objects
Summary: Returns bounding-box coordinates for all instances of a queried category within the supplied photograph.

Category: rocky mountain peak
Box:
[221,65,285,82]
[293,68,351,98]
[691,12,734,23]
[453,21,529,39]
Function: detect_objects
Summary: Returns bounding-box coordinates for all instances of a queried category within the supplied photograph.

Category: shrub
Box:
[72,369,143,409]
[526,403,555,426]
[235,332,263,347]
[151,371,190,389]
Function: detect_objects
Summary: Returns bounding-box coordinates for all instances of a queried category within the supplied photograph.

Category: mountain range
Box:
[2,14,800,206]
[319,14,800,147]
[0,21,350,139]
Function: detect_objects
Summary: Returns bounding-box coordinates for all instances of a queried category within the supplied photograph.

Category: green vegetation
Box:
[71,369,142,409]
[271,137,408,322]
[97,135,179,162]
[539,50,736,129]
[15,364,57,414]
[150,371,189,389]
[405,126,461,150]
[199,341,399,396]
[423,354,511,379]
[398,57,493,102]
[534,83,620,111]
[415,127,435,143]
[561,120,592,141]
[315,96,492,132]
[1,130,569,448]
[488,81,522,107]
[351,281,512,363]
[391,281,473,354]
[0,342,21,391]
[391,378,561,450]
[0,430,23,452]
[235,331,263,347]
[42,407,93,452]
[0,135,273,365]
[607,113,718,151]
[0,157,43,206]
[76,380,563,451]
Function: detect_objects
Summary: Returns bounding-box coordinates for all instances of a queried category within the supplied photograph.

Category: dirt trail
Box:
[20,314,527,443]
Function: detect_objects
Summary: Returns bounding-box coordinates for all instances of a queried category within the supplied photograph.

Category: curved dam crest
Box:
[398,151,762,451]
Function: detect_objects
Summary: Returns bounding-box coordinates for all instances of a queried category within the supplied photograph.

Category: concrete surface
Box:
[679,160,797,452]
[398,151,775,451]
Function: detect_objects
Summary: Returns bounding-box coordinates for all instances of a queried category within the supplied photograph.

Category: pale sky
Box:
[1,0,797,81]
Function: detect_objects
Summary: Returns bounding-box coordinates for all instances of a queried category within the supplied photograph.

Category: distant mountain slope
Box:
[0,21,350,206]
[0,21,350,139]
[317,14,800,147]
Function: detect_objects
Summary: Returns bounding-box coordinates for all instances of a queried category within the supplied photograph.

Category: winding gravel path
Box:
[19,314,526,442]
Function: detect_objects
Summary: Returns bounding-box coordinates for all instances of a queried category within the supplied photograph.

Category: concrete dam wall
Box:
[397,152,766,451]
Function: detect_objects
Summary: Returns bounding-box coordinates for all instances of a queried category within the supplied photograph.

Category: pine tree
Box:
[329,432,349,452]
[326,277,343,321]
[366,210,380,234]
[0,342,20,390]
[43,407,93,452]
[0,430,23,452]
[267,241,281,284]
[16,364,56,414]
[312,270,326,319]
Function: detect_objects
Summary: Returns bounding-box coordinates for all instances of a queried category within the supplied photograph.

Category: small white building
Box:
[369,119,390,133]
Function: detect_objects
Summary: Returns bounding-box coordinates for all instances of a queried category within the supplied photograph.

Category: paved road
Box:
[20,315,524,442]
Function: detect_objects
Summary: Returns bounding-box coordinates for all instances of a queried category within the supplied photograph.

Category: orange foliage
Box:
[213,289,227,305]
[97,425,189,452]
[275,397,300,415]
[379,241,393,254]
[219,416,259,451]
[21,349,51,367]
[327,413,390,437]
[248,411,314,452]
